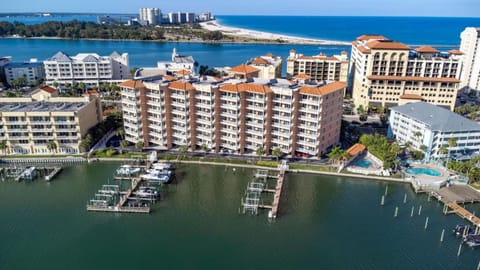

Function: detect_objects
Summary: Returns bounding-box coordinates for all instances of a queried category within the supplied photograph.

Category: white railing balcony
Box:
[196,118,213,126]
[6,128,29,132]
[220,95,238,102]
[221,103,239,111]
[171,109,187,116]
[196,110,213,117]
[246,113,264,121]
[272,114,291,122]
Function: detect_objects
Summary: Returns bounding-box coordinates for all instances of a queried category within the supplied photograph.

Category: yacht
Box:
[116,165,141,176]
[463,235,480,247]
[141,169,172,183]
[152,162,175,171]
[136,186,159,198]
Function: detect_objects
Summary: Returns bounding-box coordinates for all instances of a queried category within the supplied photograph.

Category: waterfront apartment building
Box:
[388,102,480,161]
[0,95,102,155]
[120,76,345,157]
[287,50,348,82]
[168,12,195,24]
[460,27,480,92]
[349,35,462,111]
[139,8,161,25]
[44,51,130,88]
[0,56,12,84]
[247,54,282,80]
[4,61,45,85]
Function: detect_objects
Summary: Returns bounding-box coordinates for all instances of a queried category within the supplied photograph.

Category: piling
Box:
[411,206,415,217]
[424,217,429,230]
[403,193,407,204]
[457,242,462,257]
[440,229,445,242]
[394,206,399,218]
[381,195,385,206]
[477,260,480,270]
[418,205,422,216]
[384,185,388,197]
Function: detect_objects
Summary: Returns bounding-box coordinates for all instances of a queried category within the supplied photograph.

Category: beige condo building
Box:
[0,95,102,155]
[349,35,462,111]
[120,76,345,157]
[287,50,349,82]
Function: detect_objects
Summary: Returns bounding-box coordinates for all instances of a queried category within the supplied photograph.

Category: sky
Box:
[2,0,479,17]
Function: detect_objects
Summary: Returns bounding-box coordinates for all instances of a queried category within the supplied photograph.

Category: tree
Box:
[120,139,129,149]
[413,131,422,142]
[130,67,139,77]
[115,128,125,139]
[46,141,57,154]
[390,143,402,157]
[447,138,457,162]
[412,150,425,160]
[327,146,343,165]
[357,105,365,114]
[178,144,188,160]
[255,146,265,161]
[272,147,282,161]
[135,140,144,150]
[200,143,208,157]
[419,144,428,152]
[0,140,7,156]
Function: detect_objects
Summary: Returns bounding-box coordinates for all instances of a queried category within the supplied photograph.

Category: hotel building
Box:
[388,102,480,161]
[349,35,462,111]
[460,27,480,92]
[247,54,283,80]
[0,95,102,155]
[139,8,161,25]
[44,51,130,88]
[4,61,45,85]
[287,50,348,82]
[120,76,345,157]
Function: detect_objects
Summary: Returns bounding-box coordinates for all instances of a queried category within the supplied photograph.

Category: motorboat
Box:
[136,186,159,198]
[452,225,476,237]
[152,162,175,171]
[116,165,141,176]
[463,235,480,247]
[140,169,172,183]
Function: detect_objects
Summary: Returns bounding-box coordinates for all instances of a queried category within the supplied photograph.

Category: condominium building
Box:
[120,76,346,157]
[460,27,480,91]
[0,56,12,84]
[287,50,348,82]
[168,12,195,24]
[0,95,102,155]
[247,53,282,80]
[350,35,462,111]
[139,8,161,25]
[44,51,130,88]
[4,61,45,85]
[388,102,480,161]
[156,48,196,75]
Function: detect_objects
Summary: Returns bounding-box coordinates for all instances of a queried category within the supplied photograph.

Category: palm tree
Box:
[200,143,208,157]
[438,145,448,161]
[413,131,422,143]
[447,138,457,162]
[120,140,129,154]
[255,146,265,161]
[46,141,57,155]
[340,151,351,164]
[178,144,189,160]
[390,143,402,157]
[115,128,125,139]
[0,140,7,156]
[327,146,343,165]
[272,147,282,161]
[135,140,144,151]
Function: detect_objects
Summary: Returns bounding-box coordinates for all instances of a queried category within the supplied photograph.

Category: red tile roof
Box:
[294,74,311,80]
[299,81,346,96]
[449,49,463,55]
[228,64,260,74]
[169,81,195,91]
[357,35,388,41]
[346,143,366,156]
[219,83,272,94]
[250,57,270,65]
[40,85,57,93]
[415,46,439,53]
[118,80,145,89]
[366,40,410,50]
[175,69,192,76]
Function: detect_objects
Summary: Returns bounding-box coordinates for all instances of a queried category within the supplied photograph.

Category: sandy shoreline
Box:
[199,20,350,46]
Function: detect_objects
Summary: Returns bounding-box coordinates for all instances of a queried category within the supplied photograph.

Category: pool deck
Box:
[430,185,480,204]
[406,163,450,192]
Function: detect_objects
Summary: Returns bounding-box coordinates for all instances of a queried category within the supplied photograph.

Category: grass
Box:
[470,182,480,190]
[2,154,84,158]
[289,163,334,172]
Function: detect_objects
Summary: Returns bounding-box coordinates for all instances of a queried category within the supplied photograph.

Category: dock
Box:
[45,167,62,181]
[241,161,288,219]
[429,185,480,227]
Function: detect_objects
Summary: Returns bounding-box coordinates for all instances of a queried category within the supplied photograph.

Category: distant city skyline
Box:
[2,0,479,17]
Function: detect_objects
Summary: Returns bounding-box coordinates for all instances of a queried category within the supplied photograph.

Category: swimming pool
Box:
[406,167,442,177]
[354,158,373,168]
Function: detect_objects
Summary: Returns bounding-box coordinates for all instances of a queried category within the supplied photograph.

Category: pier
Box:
[429,185,480,227]
[241,161,288,219]
[1,166,63,182]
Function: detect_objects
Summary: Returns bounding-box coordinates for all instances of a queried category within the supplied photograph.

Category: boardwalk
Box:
[444,202,480,227]
[270,169,285,218]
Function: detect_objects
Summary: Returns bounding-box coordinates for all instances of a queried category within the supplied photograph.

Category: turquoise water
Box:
[354,158,373,168]
[406,167,442,177]
[0,163,479,269]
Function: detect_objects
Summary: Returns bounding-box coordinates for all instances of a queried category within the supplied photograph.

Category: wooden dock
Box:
[444,202,480,227]
[270,169,285,218]
[45,167,62,181]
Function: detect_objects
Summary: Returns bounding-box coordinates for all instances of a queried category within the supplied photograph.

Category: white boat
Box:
[152,162,175,170]
[116,165,141,176]
[136,187,159,198]
[140,169,172,183]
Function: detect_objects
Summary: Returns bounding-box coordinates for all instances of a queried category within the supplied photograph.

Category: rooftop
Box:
[346,143,366,156]
[0,101,89,113]
[228,64,260,74]
[5,62,43,68]
[119,80,146,89]
[391,102,480,132]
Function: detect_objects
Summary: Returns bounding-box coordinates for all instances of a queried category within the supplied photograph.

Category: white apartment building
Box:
[389,102,480,161]
[168,12,195,24]
[350,35,462,111]
[120,76,346,157]
[247,54,282,80]
[460,27,480,92]
[156,48,196,75]
[139,8,161,25]
[0,56,12,84]
[4,61,45,85]
[287,50,348,82]
[44,51,130,88]
[0,96,102,155]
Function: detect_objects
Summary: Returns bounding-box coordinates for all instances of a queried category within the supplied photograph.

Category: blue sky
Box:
[2,0,479,17]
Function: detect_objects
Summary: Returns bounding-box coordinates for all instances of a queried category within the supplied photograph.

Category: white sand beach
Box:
[199,20,350,46]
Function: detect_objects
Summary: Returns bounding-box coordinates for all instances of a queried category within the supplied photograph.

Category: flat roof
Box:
[0,101,89,113]
[391,102,480,132]
[5,62,43,68]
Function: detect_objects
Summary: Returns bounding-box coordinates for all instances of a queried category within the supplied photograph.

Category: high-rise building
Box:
[120,76,346,157]
[287,50,348,82]
[0,95,102,155]
[460,27,480,92]
[44,51,130,88]
[4,60,45,85]
[139,8,161,25]
[349,35,462,111]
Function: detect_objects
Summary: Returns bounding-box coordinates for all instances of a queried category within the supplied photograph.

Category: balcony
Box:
[246,113,264,121]
[171,109,188,116]
[197,118,212,126]
[55,127,78,133]
[272,114,291,122]
[196,110,213,117]
[221,103,239,111]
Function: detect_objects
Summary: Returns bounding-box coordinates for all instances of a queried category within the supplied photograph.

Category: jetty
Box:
[429,185,480,227]
[241,161,288,219]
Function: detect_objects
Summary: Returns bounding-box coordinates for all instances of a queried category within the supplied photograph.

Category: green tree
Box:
[135,140,144,150]
[447,138,457,161]
[255,146,265,161]
[272,147,282,161]
[327,146,343,165]
[115,128,125,139]
[46,141,57,154]
[120,139,129,150]
[178,144,188,160]
[0,140,7,156]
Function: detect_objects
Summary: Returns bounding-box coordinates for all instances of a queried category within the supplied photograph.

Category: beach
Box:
[199,20,350,46]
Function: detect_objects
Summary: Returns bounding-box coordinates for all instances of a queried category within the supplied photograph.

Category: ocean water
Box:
[0,163,479,269]
[217,16,480,46]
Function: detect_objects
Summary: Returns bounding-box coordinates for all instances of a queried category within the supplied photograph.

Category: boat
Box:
[152,162,175,171]
[116,165,141,176]
[452,225,476,237]
[136,186,159,198]
[463,234,480,247]
[140,169,172,183]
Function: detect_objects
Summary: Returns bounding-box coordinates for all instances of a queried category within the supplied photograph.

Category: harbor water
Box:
[0,163,479,269]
